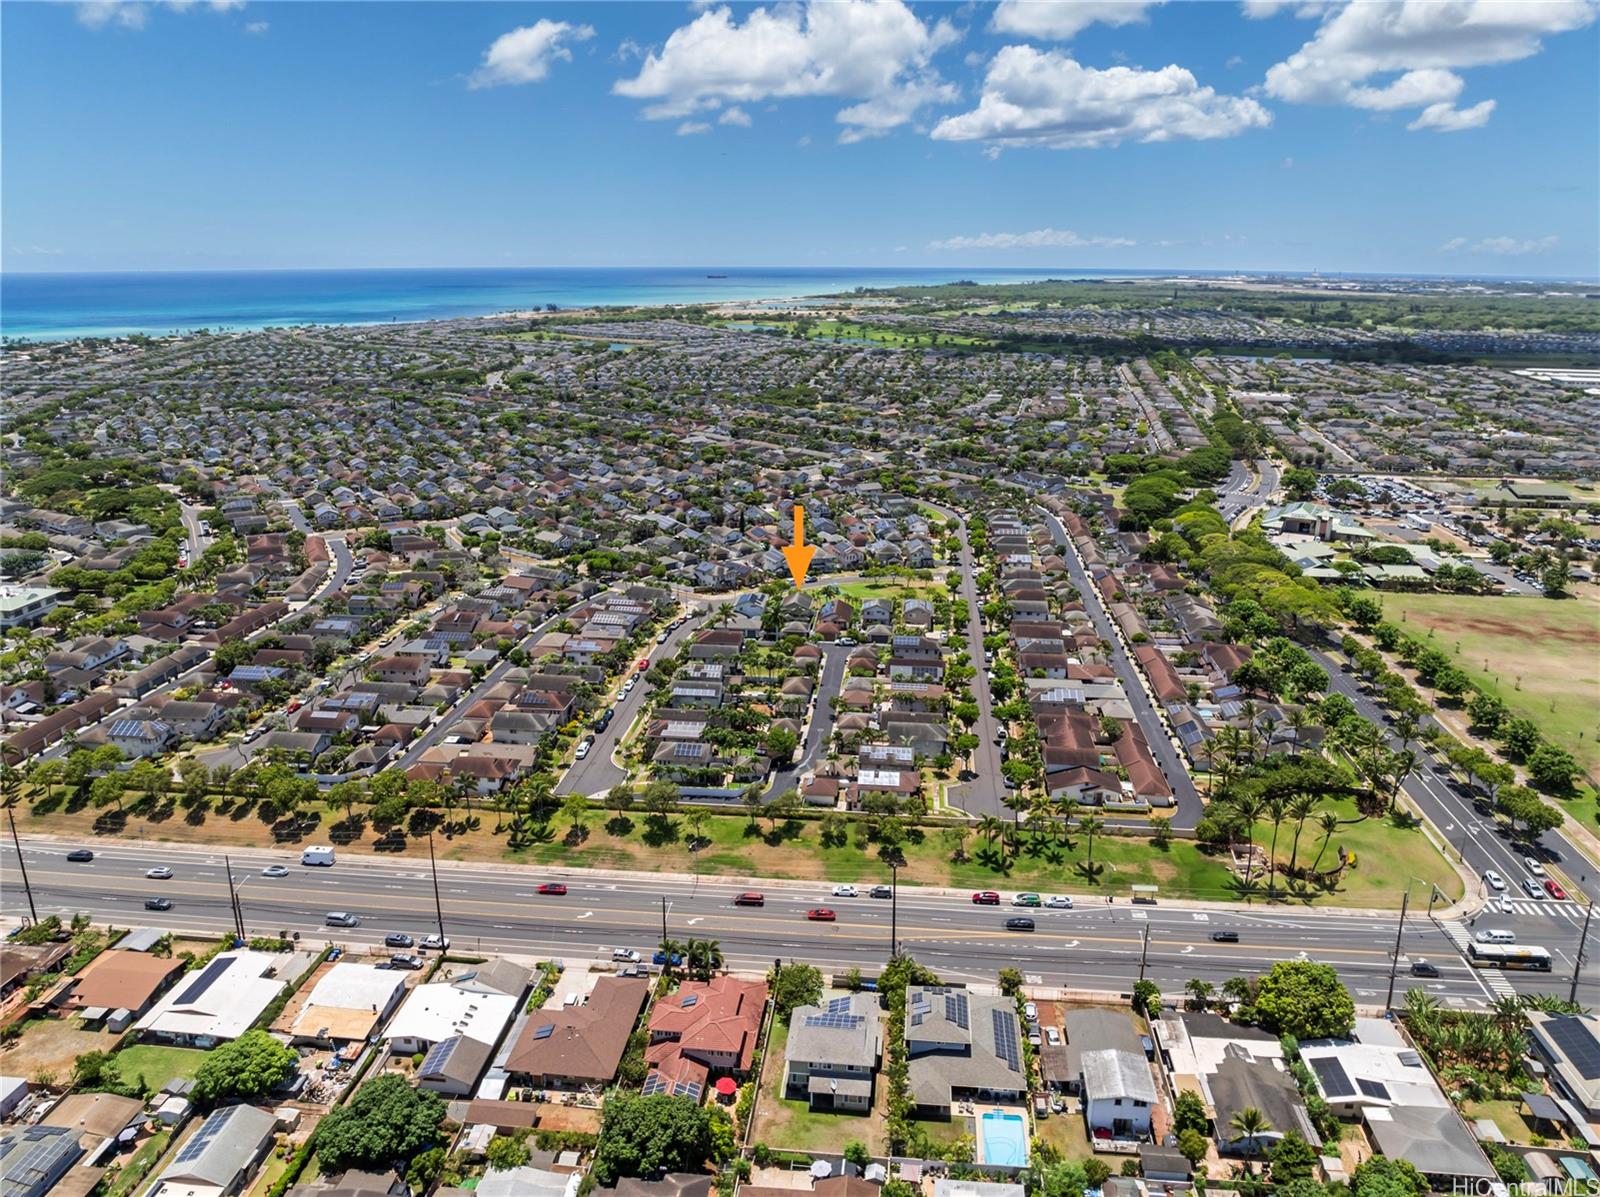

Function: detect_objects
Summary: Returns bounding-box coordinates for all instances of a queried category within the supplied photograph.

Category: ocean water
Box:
[0,265,1167,342]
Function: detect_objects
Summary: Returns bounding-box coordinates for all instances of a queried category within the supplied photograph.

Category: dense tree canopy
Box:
[590,1092,730,1185]
[1252,961,1355,1040]
[316,1075,445,1173]
[192,1030,298,1106]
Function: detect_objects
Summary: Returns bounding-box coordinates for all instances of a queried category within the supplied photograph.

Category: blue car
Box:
[651,950,684,966]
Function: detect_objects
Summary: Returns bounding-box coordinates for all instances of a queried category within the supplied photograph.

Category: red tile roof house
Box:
[643,976,768,1097]
[373,654,431,686]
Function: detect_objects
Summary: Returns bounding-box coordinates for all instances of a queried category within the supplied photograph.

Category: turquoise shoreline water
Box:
[1,265,1150,342]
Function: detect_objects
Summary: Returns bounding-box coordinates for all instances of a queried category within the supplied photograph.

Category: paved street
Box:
[558,609,708,796]
[1218,456,1279,524]
[1038,509,1204,828]
[925,504,1006,818]
[6,836,1590,1008]
[767,643,848,795]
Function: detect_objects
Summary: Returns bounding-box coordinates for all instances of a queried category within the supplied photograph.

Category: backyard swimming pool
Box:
[978,1110,1029,1166]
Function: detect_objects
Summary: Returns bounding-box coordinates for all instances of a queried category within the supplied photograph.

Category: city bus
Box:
[1468,942,1553,971]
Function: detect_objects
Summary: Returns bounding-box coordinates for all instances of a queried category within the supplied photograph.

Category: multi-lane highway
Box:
[6,836,1591,1009]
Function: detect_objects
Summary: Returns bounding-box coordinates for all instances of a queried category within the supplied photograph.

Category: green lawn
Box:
[1461,1099,1540,1145]
[480,802,1449,908]
[833,578,945,604]
[114,1044,208,1091]
[103,1130,173,1197]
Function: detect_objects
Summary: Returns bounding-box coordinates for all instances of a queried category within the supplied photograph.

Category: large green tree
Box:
[1252,960,1355,1040]
[590,1092,730,1185]
[192,1030,297,1106]
[316,1075,445,1173]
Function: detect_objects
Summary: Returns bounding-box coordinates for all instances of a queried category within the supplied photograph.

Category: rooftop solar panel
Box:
[681,995,698,1008]
[173,956,232,1007]
[992,1008,1021,1072]
[175,1109,227,1163]
[532,1023,555,1040]
[1543,1017,1600,1080]
[420,1037,458,1076]
[641,1073,668,1096]
[1357,1078,1390,1100]
[826,996,854,1013]
[1309,1055,1354,1098]
[946,992,970,1030]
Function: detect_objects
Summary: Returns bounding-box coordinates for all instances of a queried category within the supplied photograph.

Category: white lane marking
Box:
[577,911,593,920]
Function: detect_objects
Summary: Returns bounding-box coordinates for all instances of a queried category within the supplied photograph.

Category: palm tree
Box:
[1263,796,1289,897]
[1285,794,1317,877]
[658,936,685,974]
[1233,794,1265,887]
[739,783,764,833]
[1309,811,1340,874]
[1229,1107,1272,1173]
[1078,814,1105,885]
[1221,976,1254,1008]
[977,814,1006,854]
[1284,707,1313,758]
[685,806,708,848]
[1185,978,1215,1012]
[684,937,723,980]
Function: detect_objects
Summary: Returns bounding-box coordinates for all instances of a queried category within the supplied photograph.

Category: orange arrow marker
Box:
[781,503,816,590]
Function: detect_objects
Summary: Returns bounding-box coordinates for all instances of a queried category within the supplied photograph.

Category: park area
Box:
[1382,592,1600,780]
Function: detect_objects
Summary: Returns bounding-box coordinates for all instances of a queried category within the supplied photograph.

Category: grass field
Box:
[1382,592,1600,779]
[114,1044,209,1090]
[833,578,946,604]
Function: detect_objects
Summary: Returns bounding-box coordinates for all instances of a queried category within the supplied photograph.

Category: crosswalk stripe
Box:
[1442,919,1517,997]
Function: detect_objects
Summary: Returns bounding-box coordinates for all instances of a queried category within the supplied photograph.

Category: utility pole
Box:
[889,862,899,961]
[6,802,38,925]
[426,828,446,949]
[1384,887,1410,1012]
[661,896,669,949]
[1138,923,1151,983]
[223,855,245,941]
[1571,900,1594,1006]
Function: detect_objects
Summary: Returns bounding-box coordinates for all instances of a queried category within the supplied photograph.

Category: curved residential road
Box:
[557,610,709,797]
[9,835,1588,1008]
[1038,509,1204,829]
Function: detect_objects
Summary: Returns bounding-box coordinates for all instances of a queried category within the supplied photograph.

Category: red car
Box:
[537,883,568,896]
[806,908,836,921]
[972,891,1001,905]
[1544,879,1567,900]
[638,658,650,671]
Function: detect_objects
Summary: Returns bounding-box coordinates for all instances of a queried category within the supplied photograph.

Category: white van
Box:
[1474,928,1516,944]
[301,845,336,867]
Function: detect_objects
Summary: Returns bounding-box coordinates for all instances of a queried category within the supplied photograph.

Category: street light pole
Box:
[5,802,38,925]
[1138,923,1151,983]
[1570,900,1594,1006]
[426,828,446,949]
[1384,887,1410,1013]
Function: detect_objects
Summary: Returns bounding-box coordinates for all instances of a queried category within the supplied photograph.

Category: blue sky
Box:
[4,0,1596,276]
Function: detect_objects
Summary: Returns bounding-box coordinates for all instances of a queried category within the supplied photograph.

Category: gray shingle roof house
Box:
[905,986,1026,1117]
[783,994,881,1113]
[151,1103,277,1197]
[0,1125,84,1197]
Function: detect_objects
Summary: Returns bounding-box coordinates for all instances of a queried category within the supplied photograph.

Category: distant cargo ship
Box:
[706,273,728,279]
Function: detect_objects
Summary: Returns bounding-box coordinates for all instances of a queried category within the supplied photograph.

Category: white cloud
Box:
[79,0,247,27]
[678,120,712,135]
[928,227,1136,250]
[244,19,267,34]
[76,2,149,29]
[470,20,595,89]
[990,1,1165,40]
[1225,54,1244,68]
[797,133,813,146]
[1408,98,1495,131]
[932,45,1270,150]
[1441,234,1557,255]
[718,106,753,126]
[1263,0,1595,131]
[614,0,961,141]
